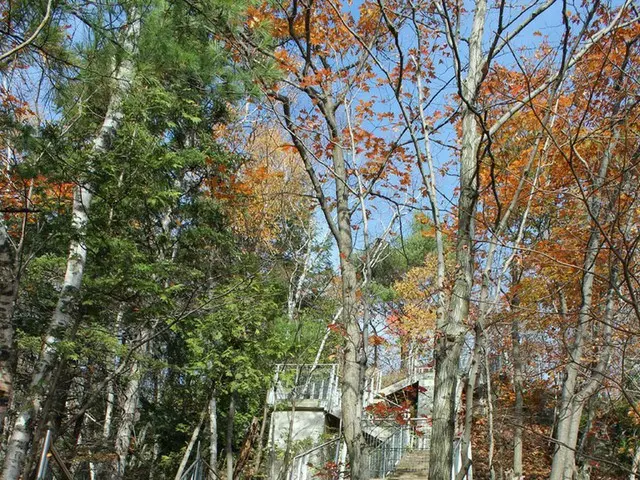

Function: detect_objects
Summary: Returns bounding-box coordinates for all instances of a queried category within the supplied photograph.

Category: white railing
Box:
[270,364,434,480]
[268,364,341,414]
[363,368,382,405]
[413,364,434,375]
[289,437,342,480]
[268,363,432,412]
[365,418,431,479]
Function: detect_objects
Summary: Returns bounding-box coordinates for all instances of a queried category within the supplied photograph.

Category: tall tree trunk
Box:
[550,262,617,479]
[209,393,218,480]
[549,40,630,480]
[110,346,145,480]
[511,317,524,479]
[509,264,524,479]
[227,393,236,480]
[549,234,598,480]
[336,157,365,480]
[175,409,206,480]
[458,335,481,480]
[0,215,15,431]
[149,370,164,480]
[104,308,124,444]
[1,13,140,480]
[280,92,366,480]
[324,103,366,480]
[0,131,30,437]
[429,1,486,478]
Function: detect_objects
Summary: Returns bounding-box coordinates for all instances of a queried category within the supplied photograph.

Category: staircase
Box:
[386,449,429,480]
[269,363,434,480]
[376,366,432,398]
[366,419,430,479]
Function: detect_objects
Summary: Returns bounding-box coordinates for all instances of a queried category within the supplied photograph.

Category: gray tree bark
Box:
[324,103,366,480]
[278,94,366,480]
[0,214,15,431]
[429,1,486,478]
[510,284,524,480]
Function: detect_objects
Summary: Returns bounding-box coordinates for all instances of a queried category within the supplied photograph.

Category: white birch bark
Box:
[226,393,236,480]
[1,11,140,480]
[175,410,207,480]
[0,214,14,431]
[110,346,145,480]
[209,393,218,480]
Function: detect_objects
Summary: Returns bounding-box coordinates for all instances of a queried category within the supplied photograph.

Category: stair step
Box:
[385,449,430,480]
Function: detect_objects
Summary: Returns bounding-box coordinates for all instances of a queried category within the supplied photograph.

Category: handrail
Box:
[366,419,430,479]
[291,437,340,461]
[268,364,340,409]
[275,363,338,368]
[289,436,341,480]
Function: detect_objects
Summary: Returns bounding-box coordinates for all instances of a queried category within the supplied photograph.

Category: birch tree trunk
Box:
[1,12,140,480]
[110,344,146,480]
[227,393,236,480]
[175,410,207,480]
[0,215,15,431]
[209,393,218,480]
[429,1,486,478]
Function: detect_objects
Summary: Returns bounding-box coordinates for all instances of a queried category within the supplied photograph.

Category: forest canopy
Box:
[1,1,640,480]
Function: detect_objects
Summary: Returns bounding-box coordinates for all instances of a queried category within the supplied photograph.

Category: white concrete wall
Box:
[270,409,326,449]
[268,409,328,480]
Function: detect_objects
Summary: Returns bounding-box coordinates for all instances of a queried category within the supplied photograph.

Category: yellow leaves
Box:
[629,405,640,425]
[392,255,439,336]
[246,6,262,29]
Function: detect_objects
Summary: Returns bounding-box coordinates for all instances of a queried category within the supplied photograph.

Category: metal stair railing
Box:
[288,437,342,480]
[365,419,430,479]
[268,364,340,415]
[179,442,221,480]
[35,430,73,480]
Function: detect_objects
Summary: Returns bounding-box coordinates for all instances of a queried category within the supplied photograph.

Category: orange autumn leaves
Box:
[210,123,312,252]
[1,86,74,233]
[246,0,382,56]
[474,23,640,314]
